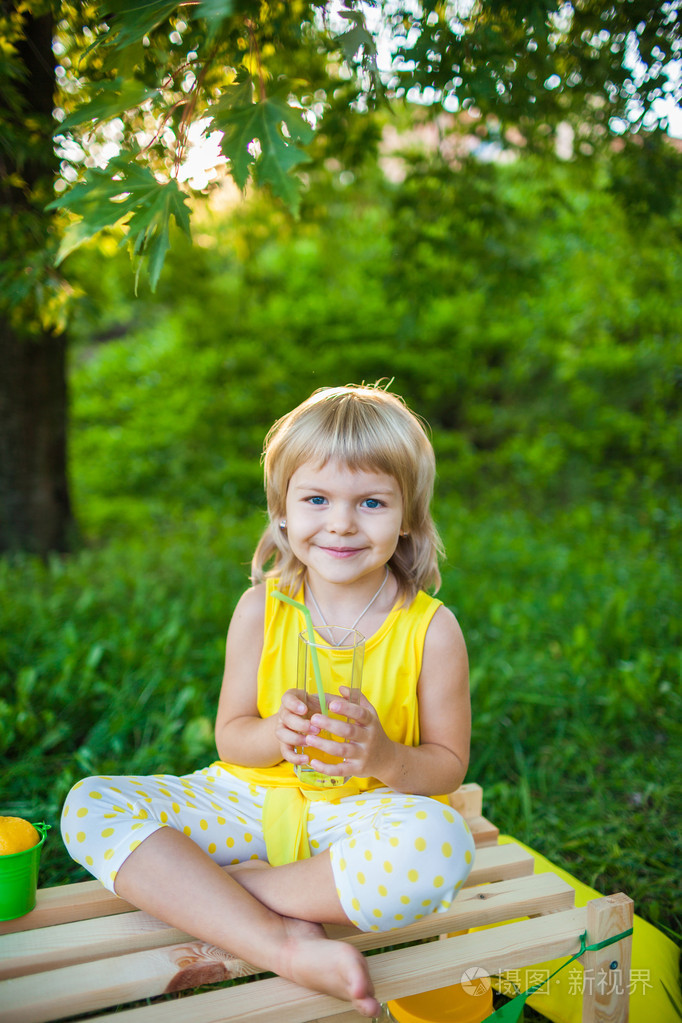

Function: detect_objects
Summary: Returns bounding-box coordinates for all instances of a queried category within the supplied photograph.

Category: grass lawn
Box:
[2,493,679,943]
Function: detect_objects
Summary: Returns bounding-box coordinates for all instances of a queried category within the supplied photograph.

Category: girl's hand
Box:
[274,689,312,766]
[305,690,395,781]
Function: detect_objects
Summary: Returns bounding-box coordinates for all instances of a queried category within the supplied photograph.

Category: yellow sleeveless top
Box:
[214,578,442,864]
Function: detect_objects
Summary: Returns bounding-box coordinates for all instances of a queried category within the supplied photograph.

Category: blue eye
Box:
[308,496,327,505]
[363,498,383,509]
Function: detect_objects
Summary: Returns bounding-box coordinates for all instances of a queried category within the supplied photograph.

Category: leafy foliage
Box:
[212,79,314,207]
[37,0,682,287]
[48,154,191,290]
[60,153,681,540]
[389,1,681,139]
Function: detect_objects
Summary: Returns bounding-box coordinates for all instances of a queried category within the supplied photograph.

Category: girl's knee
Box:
[61,775,130,849]
[330,797,475,932]
[62,776,103,825]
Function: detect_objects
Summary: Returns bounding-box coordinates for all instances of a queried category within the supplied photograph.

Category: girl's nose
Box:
[328,504,356,533]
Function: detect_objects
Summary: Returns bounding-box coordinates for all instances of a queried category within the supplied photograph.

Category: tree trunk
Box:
[0,327,73,554]
[0,6,74,555]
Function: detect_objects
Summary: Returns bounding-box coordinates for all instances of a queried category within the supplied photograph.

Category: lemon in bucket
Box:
[0,816,49,921]
[0,817,40,855]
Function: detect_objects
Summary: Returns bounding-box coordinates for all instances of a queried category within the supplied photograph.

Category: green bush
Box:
[65,154,681,541]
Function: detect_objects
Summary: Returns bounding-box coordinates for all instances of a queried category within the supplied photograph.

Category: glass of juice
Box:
[294,627,365,788]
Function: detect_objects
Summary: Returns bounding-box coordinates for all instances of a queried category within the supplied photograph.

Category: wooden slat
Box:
[447,782,483,818]
[0,909,190,980]
[0,873,576,1022]
[0,879,134,935]
[308,1014,367,1023]
[80,908,589,1023]
[581,893,634,1023]
[464,841,534,884]
[469,815,500,847]
[2,941,255,1023]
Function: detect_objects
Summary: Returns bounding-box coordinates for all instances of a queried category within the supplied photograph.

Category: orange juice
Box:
[294,628,364,788]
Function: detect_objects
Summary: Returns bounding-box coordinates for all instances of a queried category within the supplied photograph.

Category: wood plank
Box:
[3,868,568,982]
[0,879,134,935]
[0,873,576,1021]
[464,841,534,884]
[0,838,532,949]
[581,893,634,1023]
[80,907,590,1023]
[308,1014,368,1023]
[447,782,483,818]
[1,941,256,1023]
[0,909,191,980]
[469,815,500,847]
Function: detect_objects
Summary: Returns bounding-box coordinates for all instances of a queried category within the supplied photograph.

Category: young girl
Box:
[61,384,474,1017]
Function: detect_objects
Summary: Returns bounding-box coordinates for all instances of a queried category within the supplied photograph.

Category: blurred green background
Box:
[1,149,680,942]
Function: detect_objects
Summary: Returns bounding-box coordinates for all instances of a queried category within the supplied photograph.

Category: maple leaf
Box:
[210,81,314,212]
[48,154,191,291]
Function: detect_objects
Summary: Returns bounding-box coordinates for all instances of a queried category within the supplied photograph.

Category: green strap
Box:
[488,926,634,1022]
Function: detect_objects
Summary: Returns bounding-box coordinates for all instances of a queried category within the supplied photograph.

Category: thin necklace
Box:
[306,567,390,647]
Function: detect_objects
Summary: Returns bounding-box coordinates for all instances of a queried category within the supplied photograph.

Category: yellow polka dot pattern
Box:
[327,789,476,933]
[60,773,476,930]
[59,767,270,896]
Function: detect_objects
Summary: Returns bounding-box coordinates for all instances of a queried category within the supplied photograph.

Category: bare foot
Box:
[277,916,380,1018]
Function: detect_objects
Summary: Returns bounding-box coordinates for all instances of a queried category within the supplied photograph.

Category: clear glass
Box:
[294,627,364,788]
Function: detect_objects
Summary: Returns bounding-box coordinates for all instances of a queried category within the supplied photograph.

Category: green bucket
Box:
[0,822,50,921]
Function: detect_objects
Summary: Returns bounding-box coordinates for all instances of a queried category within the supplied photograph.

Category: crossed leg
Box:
[114,826,380,1017]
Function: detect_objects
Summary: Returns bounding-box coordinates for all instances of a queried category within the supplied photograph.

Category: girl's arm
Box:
[305,605,470,796]
[391,604,470,795]
[215,584,312,768]
[214,585,273,765]
[213,585,279,766]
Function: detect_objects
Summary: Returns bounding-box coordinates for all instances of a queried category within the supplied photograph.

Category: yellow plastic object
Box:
[387,980,493,1022]
[473,836,682,1023]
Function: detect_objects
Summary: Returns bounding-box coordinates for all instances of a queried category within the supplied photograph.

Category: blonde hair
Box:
[251,384,444,600]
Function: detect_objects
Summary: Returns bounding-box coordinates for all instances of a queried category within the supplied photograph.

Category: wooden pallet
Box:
[0,784,633,1022]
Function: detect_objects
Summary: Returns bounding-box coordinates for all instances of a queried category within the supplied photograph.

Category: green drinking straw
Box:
[271,591,327,714]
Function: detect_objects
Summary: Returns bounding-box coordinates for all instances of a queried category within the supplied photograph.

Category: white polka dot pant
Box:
[61,765,475,933]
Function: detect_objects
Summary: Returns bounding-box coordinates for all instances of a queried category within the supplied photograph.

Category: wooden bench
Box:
[0,784,633,1023]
